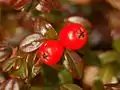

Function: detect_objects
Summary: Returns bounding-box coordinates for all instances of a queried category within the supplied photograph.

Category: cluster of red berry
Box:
[0,0,88,66]
[38,23,88,66]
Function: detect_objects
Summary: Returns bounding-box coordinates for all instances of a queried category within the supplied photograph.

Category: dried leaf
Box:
[19,33,45,53]
[63,50,84,79]
[106,10,120,29]
[106,0,120,10]
[83,66,100,87]
[18,12,35,30]
[104,83,120,90]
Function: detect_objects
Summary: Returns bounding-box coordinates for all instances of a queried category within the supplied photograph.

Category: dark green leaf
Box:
[23,2,33,12]
[81,5,92,17]
[60,84,82,90]
[45,9,64,25]
[31,62,41,78]
[31,86,43,90]
[41,64,59,86]
[31,86,59,90]
[58,69,73,84]
[113,39,120,52]
[0,45,12,62]
[14,57,22,70]
[99,65,114,84]
[10,57,28,79]
[34,19,58,40]
[78,48,101,67]
[2,57,21,72]
[92,80,104,90]
[23,1,39,12]
[63,50,84,79]
[0,73,5,84]
[98,51,120,64]
[111,62,120,78]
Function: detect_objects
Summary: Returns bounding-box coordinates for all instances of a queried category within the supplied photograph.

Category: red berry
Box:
[59,23,88,50]
[38,40,64,66]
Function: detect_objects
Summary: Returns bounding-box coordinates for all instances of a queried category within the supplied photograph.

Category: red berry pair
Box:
[38,23,88,66]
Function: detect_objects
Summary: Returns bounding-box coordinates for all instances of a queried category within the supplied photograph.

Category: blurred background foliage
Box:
[0,0,120,90]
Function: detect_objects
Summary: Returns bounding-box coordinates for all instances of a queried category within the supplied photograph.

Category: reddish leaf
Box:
[19,33,45,53]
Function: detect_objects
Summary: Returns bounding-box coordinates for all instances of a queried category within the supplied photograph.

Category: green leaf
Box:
[31,86,59,90]
[45,9,64,25]
[78,48,101,67]
[92,80,104,90]
[81,5,92,17]
[23,1,39,12]
[113,39,120,52]
[0,72,5,84]
[111,62,120,76]
[84,52,101,67]
[23,2,33,12]
[34,19,58,40]
[27,52,42,79]
[60,84,82,90]
[10,58,28,79]
[99,65,114,84]
[98,51,120,64]
[41,64,59,86]
[31,63,41,78]
[14,57,22,70]
[2,57,21,72]
[58,69,73,84]
[63,50,84,79]
[31,86,42,90]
